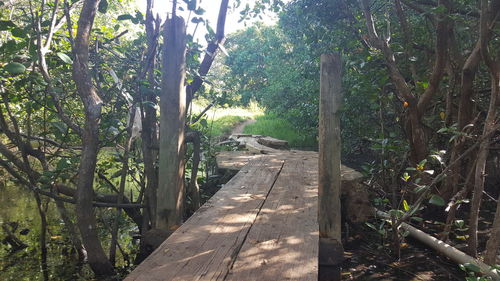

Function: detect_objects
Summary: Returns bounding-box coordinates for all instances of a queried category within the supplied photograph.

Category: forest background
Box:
[0,0,499,280]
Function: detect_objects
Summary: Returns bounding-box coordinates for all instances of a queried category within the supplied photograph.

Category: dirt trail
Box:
[231,118,256,135]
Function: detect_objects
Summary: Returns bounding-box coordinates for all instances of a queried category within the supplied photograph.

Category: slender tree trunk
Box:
[484,192,500,264]
[186,0,229,105]
[467,73,498,257]
[467,0,499,257]
[140,0,160,231]
[53,194,86,261]
[186,130,201,212]
[443,42,481,201]
[156,15,187,230]
[109,107,136,265]
[72,0,115,276]
[34,193,49,281]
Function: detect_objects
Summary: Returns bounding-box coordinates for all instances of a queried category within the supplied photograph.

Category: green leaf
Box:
[0,20,16,31]
[461,263,482,273]
[365,222,377,231]
[410,216,423,222]
[117,14,134,21]
[413,184,428,193]
[11,27,28,38]
[191,17,203,24]
[4,62,26,74]
[56,159,72,170]
[57,52,73,64]
[187,0,197,10]
[402,200,409,211]
[98,0,108,13]
[194,7,205,15]
[200,119,208,127]
[135,10,144,23]
[429,194,445,206]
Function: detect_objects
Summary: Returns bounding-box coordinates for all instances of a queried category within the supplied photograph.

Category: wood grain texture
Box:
[318,53,343,240]
[157,15,188,229]
[226,155,318,281]
[126,156,284,281]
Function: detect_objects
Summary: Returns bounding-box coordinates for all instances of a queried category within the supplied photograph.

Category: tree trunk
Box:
[467,73,498,257]
[484,192,500,264]
[186,130,201,213]
[110,107,136,265]
[53,193,86,261]
[140,0,160,230]
[156,15,187,230]
[467,0,499,257]
[72,0,115,276]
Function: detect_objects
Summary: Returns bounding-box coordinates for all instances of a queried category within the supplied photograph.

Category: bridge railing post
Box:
[318,53,343,281]
[319,53,342,240]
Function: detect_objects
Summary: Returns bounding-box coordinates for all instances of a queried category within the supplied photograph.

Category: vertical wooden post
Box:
[319,53,342,240]
[318,53,343,281]
[156,16,187,230]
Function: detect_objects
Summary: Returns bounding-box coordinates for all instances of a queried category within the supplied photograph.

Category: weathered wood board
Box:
[125,156,284,281]
[225,155,318,281]
[216,151,258,171]
[126,148,362,280]
[256,136,289,150]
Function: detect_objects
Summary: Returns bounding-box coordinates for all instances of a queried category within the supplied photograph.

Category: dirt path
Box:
[231,118,256,135]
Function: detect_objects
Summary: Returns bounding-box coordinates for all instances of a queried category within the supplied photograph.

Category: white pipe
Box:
[376,210,500,280]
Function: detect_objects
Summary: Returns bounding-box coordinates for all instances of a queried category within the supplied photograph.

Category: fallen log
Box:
[377,210,500,280]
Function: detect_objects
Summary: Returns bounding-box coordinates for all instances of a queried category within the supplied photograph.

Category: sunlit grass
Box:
[208,115,247,137]
[191,101,263,137]
[243,114,317,148]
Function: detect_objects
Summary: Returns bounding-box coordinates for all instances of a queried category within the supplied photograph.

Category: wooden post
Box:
[319,53,342,240]
[318,53,343,281]
[156,16,187,230]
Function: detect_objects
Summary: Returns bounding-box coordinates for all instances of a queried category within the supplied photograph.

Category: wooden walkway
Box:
[125,147,363,281]
[126,151,318,281]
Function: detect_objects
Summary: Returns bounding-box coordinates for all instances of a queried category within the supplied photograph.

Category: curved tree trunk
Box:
[72,0,115,276]
[467,0,499,257]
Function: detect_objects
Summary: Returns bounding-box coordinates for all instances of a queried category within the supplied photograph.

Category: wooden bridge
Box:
[125,55,359,281]
[125,135,365,281]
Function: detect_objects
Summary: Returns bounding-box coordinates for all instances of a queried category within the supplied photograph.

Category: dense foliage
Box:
[0,0,499,279]
[221,0,500,274]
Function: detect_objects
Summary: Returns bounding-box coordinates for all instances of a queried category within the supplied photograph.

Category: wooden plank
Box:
[229,135,280,154]
[257,137,289,150]
[226,155,319,281]
[125,156,284,281]
[216,151,257,171]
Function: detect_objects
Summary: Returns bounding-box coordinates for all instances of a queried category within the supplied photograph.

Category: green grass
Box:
[208,115,247,137]
[192,101,264,138]
[243,114,317,148]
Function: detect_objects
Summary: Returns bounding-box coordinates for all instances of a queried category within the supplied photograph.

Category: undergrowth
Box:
[243,114,317,148]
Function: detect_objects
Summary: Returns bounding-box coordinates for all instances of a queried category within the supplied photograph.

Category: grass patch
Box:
[208,115,247,137]
[192,102,264,138]
[243,114,317,148]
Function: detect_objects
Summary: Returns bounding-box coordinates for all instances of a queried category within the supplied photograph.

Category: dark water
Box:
[0,182,136,280]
